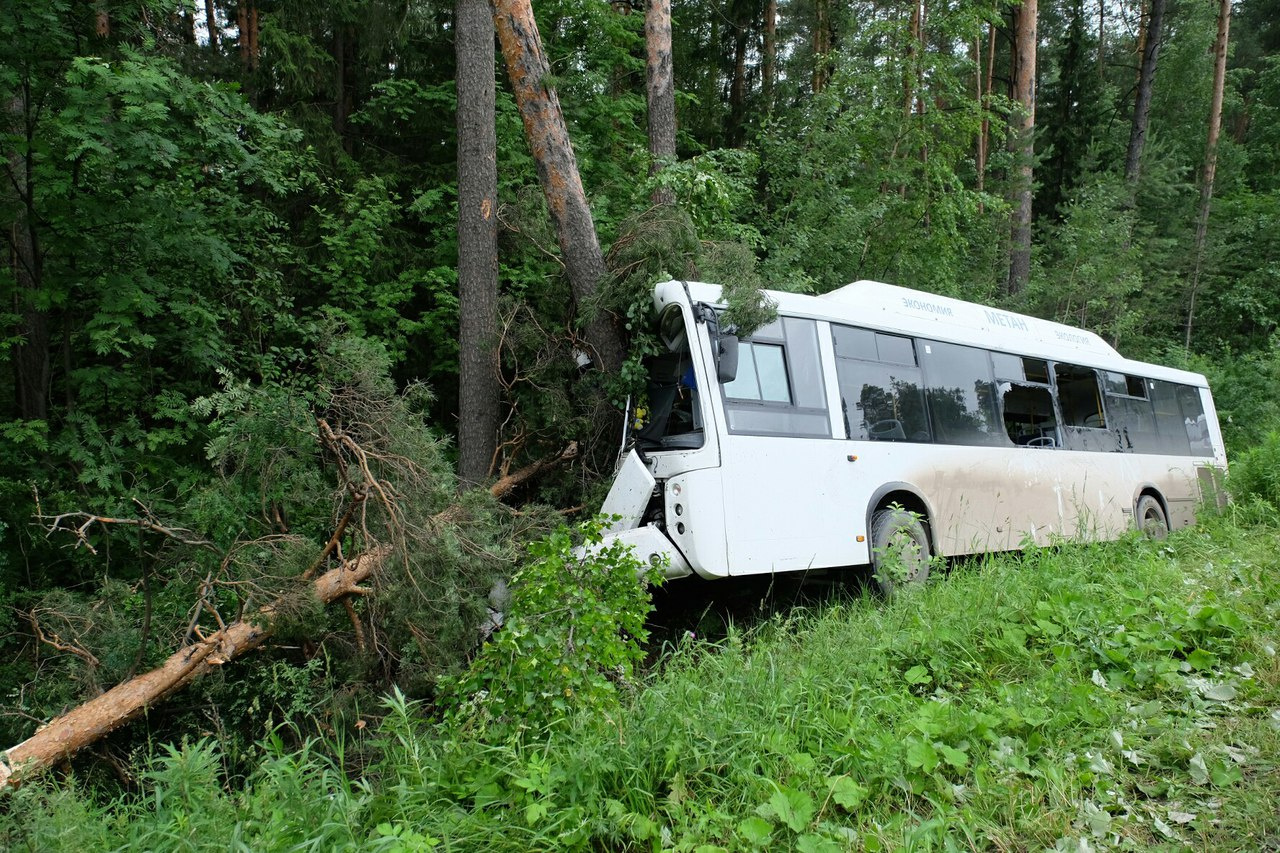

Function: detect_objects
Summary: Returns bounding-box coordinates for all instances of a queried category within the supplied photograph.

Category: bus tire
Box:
[1136,494,1169,539]
[870,508,931,596]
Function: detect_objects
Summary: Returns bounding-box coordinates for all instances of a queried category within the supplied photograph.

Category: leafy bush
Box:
[1226,428,1280,509]
[443,518,663,739]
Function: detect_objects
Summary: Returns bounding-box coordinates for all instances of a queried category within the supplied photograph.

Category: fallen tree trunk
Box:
[0,547,390,790]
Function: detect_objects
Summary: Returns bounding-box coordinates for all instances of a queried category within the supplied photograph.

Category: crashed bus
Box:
[597,280,1227,587]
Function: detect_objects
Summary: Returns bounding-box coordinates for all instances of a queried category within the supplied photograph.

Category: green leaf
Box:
[737,816,774,846]
[1186,648,1217,670]
[903,664,931,685]
[905,738,940,773]
[829,776,869,811]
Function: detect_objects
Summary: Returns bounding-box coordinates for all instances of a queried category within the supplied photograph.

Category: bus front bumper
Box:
[599,525,693,580]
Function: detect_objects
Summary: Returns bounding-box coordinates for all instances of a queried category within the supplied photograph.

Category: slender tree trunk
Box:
[1007,0,1037,296]
[812,0,831,93]
[238,0,259,72]
[1124,0,1164,185]
[645,0,677,205]
[456,0,502,485]
[182,4,196,45]
[1097,0,1104,80]
[977,22,996,200]
[333,23,356,152]
[205,0,219,49]
[728,0,750,147]
[1135,0,1148,91]
[762,0,777,112]
[1186,0,1232,350]
[904,0,921,119]
[492,0,625,373]
[7,91,49,422]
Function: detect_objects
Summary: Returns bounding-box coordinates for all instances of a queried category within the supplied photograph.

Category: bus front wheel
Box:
[870,508,931,596]
[1136,494,1169,539]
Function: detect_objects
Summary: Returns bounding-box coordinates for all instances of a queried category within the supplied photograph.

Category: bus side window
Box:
[1102,373,1156,453]
[1150,380,1193,455]
[919,340,1004,446]
[1176,385,1212,455]
[1001,383,1058,447]
[833,326,930,442]
[721,317,830,438]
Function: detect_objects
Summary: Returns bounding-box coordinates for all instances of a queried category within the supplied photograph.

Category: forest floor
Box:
[3,512,1279,851]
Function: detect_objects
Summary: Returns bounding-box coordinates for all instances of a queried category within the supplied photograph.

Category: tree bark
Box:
[1006,0,1037,296]
[645,0,677,205]
[727,0,750,147]
[1125,0,1165,185]
[456,0,502,485]
[762,0,777,112]
[205,0,219,49]
[0,548,390,790]
[812,0,832,93]
[1186,0,1232,350]
[492,0,625,373]
[334,22,356,153]
[977,22,996,201]
[7,90,49,422]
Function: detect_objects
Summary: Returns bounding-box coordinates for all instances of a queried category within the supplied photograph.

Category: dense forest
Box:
[2,0,1280,817]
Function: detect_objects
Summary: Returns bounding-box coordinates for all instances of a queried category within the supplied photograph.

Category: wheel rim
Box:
[882,528,927,583]
[1142,504,1168,538]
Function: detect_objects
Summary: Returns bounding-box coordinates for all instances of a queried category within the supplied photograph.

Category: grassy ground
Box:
[4,513,1279,851]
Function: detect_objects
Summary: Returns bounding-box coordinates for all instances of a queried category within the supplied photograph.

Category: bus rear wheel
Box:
[1136,494,1169,539]
[870,508,931,596]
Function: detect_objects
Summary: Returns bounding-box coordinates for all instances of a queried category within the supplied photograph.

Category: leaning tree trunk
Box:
[1006,0,1037,296]
[1186,0,1232,350]
[456,0,502,485]
[1125,0,1165,186]
[492,0,626,373]
[0,549,390,790]
[645,0,676,205]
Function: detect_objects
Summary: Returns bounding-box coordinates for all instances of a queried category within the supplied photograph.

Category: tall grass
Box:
[3,515,1278,851]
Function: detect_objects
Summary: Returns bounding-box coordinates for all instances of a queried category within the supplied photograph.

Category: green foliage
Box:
[442,518,663,739]
[5,517,1280,850]
[1226,429,1280,509]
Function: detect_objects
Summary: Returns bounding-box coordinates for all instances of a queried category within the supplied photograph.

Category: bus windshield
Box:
[634,305,704,451]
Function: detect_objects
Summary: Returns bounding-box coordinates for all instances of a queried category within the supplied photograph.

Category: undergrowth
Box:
[2,513,1278,852]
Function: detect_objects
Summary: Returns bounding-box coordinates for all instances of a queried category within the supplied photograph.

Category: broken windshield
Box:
[634,305,705,451]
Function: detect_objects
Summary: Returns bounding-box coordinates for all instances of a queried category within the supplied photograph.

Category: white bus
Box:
[598,280,1227,587]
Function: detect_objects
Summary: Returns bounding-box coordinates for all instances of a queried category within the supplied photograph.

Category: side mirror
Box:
[717,335,739,383]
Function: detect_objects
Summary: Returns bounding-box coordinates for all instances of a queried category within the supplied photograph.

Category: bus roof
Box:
[659,279,1208,387]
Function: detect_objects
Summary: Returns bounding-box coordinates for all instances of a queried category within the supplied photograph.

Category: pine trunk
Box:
[492,0,625,373]
[1124,0,1165,185]
[206,0,219,49]
[1007,0,1037,296]
[813,0,831,93]
[645,0,677,204]
[727,0,750,147]
[762,0,777,111]
[456,0,502,485]
[1186,0,1232,350]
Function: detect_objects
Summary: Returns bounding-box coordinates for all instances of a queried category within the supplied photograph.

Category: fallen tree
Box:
[0,420,579,791]
[0,547,388,790]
